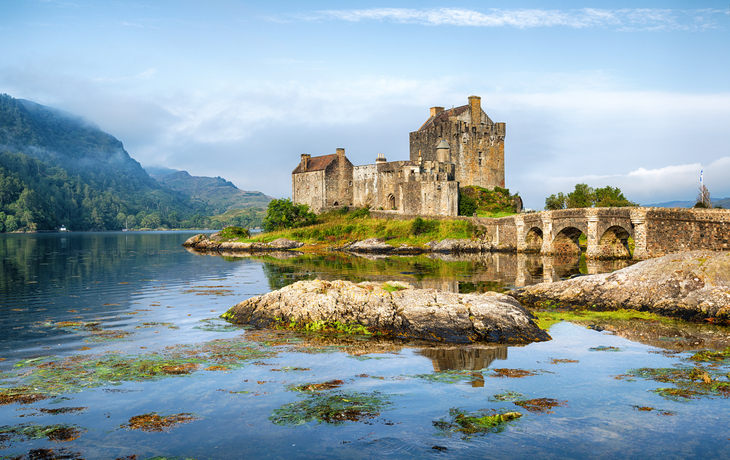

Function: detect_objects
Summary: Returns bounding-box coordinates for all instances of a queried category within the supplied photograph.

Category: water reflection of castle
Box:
[417,346,508,371]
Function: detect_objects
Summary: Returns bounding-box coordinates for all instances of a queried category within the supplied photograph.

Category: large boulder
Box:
[427,239,492,253]
[510,250,730,321]
[182,234,304,251]
[223,280,551,344]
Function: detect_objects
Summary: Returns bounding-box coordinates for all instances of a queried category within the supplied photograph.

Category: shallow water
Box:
[1,232,729,459]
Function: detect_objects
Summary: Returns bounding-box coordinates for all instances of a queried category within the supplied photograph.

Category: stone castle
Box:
[292,96,505,217]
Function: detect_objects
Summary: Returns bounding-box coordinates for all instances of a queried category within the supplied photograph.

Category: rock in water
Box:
[223,280,550,344]
[510,250,730,321]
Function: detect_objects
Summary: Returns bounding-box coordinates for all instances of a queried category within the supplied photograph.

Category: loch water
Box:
[1,232,729,459]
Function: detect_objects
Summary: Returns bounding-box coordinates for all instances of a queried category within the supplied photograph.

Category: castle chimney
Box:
[375,153,387,164]
[336,148,345,158]
[430,106,444,118]
[301,154,311,171]
[468,96,481,124]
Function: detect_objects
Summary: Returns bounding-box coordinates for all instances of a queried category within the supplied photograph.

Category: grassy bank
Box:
[233,209,483,248]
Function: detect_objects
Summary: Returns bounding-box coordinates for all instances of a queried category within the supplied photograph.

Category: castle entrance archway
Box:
[387,194,395,210]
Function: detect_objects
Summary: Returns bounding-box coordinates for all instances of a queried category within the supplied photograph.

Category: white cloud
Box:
[300,8,725,31]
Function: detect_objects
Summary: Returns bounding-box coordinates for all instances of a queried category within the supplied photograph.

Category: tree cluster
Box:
[262,198,316,232]
[545,184,637,210]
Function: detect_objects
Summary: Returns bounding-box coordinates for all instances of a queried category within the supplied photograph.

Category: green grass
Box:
[234,209,480,248]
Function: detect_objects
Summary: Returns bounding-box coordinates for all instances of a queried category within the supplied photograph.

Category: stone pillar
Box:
[630,208,649,260]
[542,256,555,284]
[540,211,553,255]
[515,215,526,253]
[585,209,600,259]
[586,258,601,275]
[515,253,527,287]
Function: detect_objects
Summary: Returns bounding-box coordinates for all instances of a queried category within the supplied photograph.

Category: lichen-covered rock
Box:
[224,280,551,344]
[510,250,730,322]
[267,238,305,249]
[182,234,304,252]
[182,234,210,247]
[346,238,395,253]
[427,239,492,253]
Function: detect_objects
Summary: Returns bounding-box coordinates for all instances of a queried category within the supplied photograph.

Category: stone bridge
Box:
[477,207,730,260]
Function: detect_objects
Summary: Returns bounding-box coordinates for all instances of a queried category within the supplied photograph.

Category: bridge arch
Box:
[590,225,632,259]
[551,226,584,255]
[523,227,543,253]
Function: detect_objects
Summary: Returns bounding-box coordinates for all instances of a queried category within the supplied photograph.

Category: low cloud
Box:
[299,8,725,31]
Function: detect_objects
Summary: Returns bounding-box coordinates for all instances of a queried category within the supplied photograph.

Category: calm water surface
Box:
[1,232,729,459]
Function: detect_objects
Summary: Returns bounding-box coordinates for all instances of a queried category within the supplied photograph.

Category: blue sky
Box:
[1,1,728,208]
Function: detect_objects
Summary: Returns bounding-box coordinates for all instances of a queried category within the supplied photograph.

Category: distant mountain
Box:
[148,168,272,214]
[0,93,265,232]
[643,198,729,208]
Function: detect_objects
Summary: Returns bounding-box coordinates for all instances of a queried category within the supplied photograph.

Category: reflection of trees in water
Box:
[416,346,508,371]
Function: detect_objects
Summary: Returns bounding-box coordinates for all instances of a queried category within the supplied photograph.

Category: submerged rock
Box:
[223,280,551,344]
[510,250,730,322]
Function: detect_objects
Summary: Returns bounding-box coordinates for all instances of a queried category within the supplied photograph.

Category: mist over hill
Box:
[0,94,268,232]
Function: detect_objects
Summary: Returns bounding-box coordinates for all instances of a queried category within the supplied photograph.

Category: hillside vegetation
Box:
[150,169,271,213]
[459,186,520,217]
[0,94,268,232]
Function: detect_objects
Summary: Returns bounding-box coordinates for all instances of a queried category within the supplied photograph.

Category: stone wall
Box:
[409,96,505,190]
[643,208,730,258]
[292,170,326,213]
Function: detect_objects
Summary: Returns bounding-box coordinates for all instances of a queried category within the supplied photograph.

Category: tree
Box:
[545,192,567,210]
[262,198,316,232]
[695,185,711,208]
[567,183,595,208]
[594,186,637,207]
[545,184,636,210]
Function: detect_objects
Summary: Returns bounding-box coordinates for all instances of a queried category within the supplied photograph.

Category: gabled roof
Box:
[417,104,493,132]
[292,154,337,174]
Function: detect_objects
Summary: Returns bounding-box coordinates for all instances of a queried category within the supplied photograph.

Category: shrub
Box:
[262,198,317,232]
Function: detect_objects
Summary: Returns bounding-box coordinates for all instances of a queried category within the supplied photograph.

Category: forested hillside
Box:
[149,169,271,214]
[0,94,266,232]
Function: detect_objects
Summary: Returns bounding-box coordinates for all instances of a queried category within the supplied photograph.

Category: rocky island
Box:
[223,279,550,344]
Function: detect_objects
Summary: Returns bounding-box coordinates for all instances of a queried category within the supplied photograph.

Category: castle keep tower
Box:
[409,96,505,190]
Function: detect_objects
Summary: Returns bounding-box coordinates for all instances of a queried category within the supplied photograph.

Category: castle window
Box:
[349,181,352,186]
[478,159,482,166]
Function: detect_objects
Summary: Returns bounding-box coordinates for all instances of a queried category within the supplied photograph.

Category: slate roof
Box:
[417,104,493,131]
[292,154,337,174]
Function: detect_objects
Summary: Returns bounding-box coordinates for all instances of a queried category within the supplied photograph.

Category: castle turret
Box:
[436,140,451,163]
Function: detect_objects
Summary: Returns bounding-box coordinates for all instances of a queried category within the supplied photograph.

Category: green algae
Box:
[287,379,346,393]
[0,338,277,399]
[0,423,86,447]
[689,347,730,363]
[622,364,730,402]
[193,318,243,332]
[122,412,201,432]
[269,390,393,426]
[533,309,675,330]
[269,317,373,336]
[414,370,476,385]
[513,398,568,414]
[589,346,622,352]
[135,322,179,330]
[432,408,522,439]
[488,390,525,402]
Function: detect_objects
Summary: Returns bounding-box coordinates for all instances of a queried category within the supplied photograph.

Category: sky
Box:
[1,1,729,209]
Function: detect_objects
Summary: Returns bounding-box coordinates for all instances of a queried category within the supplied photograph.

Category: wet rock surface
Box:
[427,239,493,253]
[510,250,730,322]
[224,280,551,344]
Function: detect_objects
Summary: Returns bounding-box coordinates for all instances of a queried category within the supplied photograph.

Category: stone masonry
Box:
[292,96,505,217]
